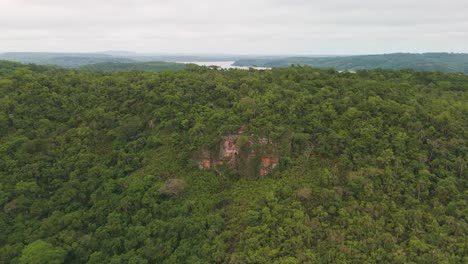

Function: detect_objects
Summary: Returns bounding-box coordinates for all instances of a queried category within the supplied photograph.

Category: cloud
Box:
[0,0,467,54]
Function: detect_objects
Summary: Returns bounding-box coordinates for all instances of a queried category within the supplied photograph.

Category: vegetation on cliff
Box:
[0,60,466,263]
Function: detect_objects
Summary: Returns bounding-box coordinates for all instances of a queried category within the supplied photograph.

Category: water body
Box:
[176,61,271,70]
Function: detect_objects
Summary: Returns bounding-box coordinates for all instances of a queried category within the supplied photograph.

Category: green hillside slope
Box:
[0,61,466,263]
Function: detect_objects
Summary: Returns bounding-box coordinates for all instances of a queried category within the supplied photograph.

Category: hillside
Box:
[0,61,466,263]
[0,53,137,68]
[0,52,253,69]
[78,61,188,72]
[4,52,468,74]
[233,53,468,74]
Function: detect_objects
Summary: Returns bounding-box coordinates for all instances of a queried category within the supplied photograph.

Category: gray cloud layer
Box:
[1,0,467,54]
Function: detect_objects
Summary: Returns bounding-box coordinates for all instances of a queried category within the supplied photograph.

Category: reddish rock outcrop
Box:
[198,158,213,170]
[260,157,280,176]
[219,135,239,165]
[196,149,215,169]
[195,126,279,176]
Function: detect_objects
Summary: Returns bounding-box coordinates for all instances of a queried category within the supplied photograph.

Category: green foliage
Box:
[0,62,466,263]
[20,240,67,264]
[159,178,187,195]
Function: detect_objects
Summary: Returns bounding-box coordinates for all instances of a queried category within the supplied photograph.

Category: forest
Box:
[0,60,466,263]
[3,52,468,74]
[233,53,468,74]
[78,62,187,72]
[0,52,245,69]
[0,53,136,69]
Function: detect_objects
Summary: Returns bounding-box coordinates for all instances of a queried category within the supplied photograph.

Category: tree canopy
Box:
[0,60,466,263]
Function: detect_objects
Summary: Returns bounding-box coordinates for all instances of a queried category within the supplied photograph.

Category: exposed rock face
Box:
[219,135,239,165]
[197,149,213,170]
[198,158,213,170]
[260,157,280,176]
[195,126,279,176]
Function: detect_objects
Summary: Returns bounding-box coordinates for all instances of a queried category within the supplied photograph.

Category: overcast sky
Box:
[1,0,467,54]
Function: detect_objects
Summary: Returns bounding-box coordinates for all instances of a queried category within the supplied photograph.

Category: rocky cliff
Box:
[195,127,279,176]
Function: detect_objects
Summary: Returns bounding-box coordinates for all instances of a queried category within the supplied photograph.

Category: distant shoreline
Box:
[176,61,271,70]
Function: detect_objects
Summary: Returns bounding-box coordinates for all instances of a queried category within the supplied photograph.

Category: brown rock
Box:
[260,156,279,176]
[195,126,280,176]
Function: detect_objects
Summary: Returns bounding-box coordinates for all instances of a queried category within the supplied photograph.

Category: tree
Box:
[159,179,187,196]
[20,240,67,264]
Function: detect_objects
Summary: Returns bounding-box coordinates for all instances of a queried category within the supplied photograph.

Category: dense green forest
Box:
[78,62,187,72]
[0,60,466,263]
[234,53,468,74]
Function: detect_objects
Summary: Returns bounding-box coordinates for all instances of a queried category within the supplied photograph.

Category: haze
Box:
[1,0,467,55]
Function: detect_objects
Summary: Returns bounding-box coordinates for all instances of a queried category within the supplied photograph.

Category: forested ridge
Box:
[0,60,466,263]
[78,62,187,72]
[233,53,468,74]
[3,52,468,74]
[0,53,136,69]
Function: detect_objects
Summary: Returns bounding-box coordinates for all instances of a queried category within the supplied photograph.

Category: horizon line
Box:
[1,51,467,57]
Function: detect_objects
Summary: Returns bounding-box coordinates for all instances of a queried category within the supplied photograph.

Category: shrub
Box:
[159,179,187,195]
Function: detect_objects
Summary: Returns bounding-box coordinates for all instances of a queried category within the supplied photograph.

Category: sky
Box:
[1,0,467,55]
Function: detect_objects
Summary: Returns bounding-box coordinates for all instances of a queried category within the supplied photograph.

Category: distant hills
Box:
[233,53,468,74]
[1,52,468,73]
[0,52,139,68]
[0,52,191,72]
[0,52,249,68]
[79,61,188,72]
[0,52,135,68]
